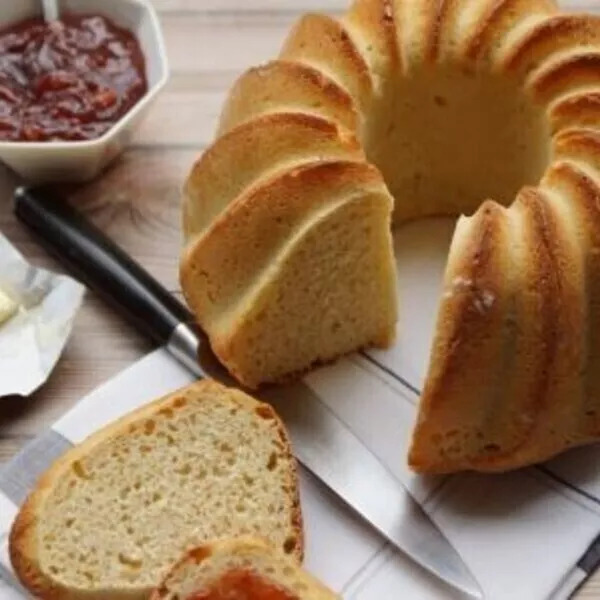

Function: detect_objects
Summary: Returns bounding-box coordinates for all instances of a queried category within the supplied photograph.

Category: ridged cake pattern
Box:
[181,0,600,472]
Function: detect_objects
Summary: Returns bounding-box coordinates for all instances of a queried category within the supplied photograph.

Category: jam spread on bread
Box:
[188,569,299,600]
[0,14,147,141]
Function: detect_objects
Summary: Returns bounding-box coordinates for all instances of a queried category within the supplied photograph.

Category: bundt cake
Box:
[181,0,600,472]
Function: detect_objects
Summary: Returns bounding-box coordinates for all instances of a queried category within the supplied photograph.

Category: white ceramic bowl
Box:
[0,0,169,182]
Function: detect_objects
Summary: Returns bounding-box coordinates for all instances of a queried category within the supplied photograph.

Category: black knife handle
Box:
[14,186,193,346]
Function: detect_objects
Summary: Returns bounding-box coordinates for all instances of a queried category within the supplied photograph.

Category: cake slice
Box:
[182,160,397,389]
[9,380,303,599]
[151,537,339,600]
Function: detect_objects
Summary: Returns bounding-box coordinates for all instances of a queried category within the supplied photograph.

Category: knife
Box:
[14,185,482,599]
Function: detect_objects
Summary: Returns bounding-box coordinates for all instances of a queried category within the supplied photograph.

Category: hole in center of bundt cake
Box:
[363,67,551,223]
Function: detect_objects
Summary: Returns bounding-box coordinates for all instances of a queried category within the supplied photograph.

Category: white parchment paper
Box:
[0,233,85,397]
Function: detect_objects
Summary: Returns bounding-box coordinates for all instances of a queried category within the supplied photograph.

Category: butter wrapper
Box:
[0,233,85,397]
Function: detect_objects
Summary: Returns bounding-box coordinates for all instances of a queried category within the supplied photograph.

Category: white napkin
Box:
[0,233,85,397]
[2,219,600,599]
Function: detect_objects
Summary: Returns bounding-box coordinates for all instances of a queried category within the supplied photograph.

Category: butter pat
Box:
[0,288,17,325]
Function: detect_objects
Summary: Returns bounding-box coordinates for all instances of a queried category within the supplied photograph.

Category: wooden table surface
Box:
[0,0,598,597]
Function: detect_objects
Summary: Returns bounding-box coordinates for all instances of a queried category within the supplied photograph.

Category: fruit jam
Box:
[0,14,147,142]
[188,568,299,600]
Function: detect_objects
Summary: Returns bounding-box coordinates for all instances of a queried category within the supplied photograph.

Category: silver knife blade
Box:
[168,323,483,599]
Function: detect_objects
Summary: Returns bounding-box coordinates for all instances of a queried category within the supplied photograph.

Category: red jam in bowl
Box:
[0,14,148,142]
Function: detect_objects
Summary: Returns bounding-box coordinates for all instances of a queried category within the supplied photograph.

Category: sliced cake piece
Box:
[10,380,303,599]
[151,537,339,600]
[181,161,397,388]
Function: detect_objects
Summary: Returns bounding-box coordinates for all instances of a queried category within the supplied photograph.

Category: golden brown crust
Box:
[506,188,562,461]
[218,60,359,136]
[501,14,600,75]
[549,91,600,134]
[428,0,465,64]
[424,0,465,65]
[391,0,439,71]
[182,112,363,239]
[10,492,63,599]
[498,185,583,469]
[343,0,401,81]
[463,0,557,66]
[280,14,373,113]
[9,381,304,599]
[530,52,600,105]
[542,159,600,437]
[551,128,600,172]
[409,201,512,472]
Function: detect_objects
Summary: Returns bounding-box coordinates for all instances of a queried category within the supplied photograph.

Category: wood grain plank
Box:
[150,0,600,12]
[582,585,600,598]
[0,148,196,291]
[161,13,294,75]
[152,0,345,13]
[152,12,306,142]
[133,79,226,147]
[149,0,595,15]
